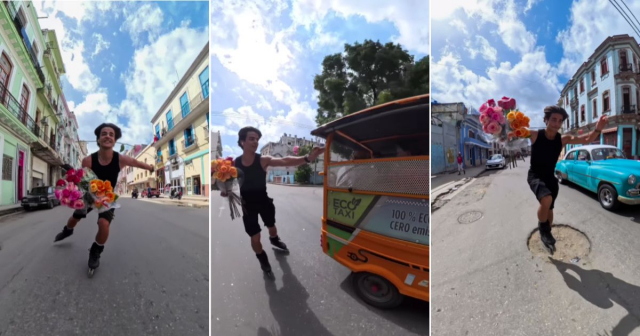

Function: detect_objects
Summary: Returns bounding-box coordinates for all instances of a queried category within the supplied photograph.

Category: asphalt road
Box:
[211,184,429,336]
[0,198,209,336]
[432,158,640,336]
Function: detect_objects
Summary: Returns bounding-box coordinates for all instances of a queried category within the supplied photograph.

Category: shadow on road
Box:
[338,276,429,335]
[260,251,335,336]
[550,258,640,336]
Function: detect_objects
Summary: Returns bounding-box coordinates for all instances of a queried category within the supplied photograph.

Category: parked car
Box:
[555,144,638,211]
[21,186,59,210]
[146,188,161,198]
[486,154,506,169]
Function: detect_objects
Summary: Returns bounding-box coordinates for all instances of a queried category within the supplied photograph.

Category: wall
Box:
[431,121,458,174]
[31,155,47,187]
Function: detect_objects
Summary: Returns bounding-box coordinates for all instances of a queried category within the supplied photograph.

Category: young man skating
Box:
[527,106,607,253]
[54,123,154,274]
[222,126,323,275]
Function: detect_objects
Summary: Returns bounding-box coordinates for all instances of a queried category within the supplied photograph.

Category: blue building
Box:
[560,34,640,159]
[460,109,491,167]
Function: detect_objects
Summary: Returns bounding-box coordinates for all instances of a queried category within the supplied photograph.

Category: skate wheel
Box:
[88,268,95,278]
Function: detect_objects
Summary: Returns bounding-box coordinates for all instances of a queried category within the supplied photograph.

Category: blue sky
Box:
[210,0,429,158]
[431,0,640,127]
[34,1,209,153]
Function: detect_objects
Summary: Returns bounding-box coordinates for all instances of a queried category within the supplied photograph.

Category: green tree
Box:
[314,40,429,125]
[294,145,314,184]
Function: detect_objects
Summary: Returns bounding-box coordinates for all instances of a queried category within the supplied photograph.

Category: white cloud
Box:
[556,0,640,77]
[92,33,110,57]
[110,63,116,73]
[450,19,468,34]
[524,0,541,14]
[120,3,164,45]
[308,24,344,51]
[62,41,101,93]
[465,36,498,62]
[290,0,430,54]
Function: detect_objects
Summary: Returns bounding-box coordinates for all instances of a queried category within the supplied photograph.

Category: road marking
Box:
[219,206,225,217]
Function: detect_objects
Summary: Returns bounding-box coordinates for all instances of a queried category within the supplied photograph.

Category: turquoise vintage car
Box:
[555,144,640,211]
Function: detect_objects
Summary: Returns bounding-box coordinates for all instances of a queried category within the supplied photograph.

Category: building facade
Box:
[259,133,324,184]
[560,34,640,159]
[460,112,490,167]
[130,144,156,193]
[151,42,209,197]
[431,102,465,174]
[211,131,222,160]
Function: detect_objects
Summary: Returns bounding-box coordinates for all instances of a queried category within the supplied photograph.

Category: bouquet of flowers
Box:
[212,157,243,220]
[55,167,120,212]
[480,96,531,150]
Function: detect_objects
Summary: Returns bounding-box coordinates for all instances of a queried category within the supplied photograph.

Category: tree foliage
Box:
[314,40,429,126]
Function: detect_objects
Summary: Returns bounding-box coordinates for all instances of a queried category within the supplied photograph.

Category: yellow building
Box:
[129,144,156,193]
[151,42,209,197]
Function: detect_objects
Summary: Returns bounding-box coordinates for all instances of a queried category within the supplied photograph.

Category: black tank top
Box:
[234,153,268,201]
[91,152,121,187]
[530,131,563,178]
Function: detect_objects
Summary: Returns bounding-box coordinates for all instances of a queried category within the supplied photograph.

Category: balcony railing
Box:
[570,97,578,106]
[619,63,633,73]
[182,134,198,152]
[154,91,207,147]
[4,1,45,85]
[0,79,39,136]
[622,105,637,114]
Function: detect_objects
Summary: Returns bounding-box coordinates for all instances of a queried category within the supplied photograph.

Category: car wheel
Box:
[598,184,620,211]
[352,272,404,309]
[556,171,567,185]
[47,200,54,209]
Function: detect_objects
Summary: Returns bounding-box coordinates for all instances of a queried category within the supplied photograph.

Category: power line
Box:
[620,0,640,31]
[610,0,640,37]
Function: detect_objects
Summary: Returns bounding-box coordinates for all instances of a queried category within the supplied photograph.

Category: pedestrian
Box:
[527,106,606,253]
[53,123,155,272]
[457,152,465,175]
[221,126,324,275]
[194,179,200,195]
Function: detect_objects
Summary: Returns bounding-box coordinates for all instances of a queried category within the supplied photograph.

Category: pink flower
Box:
[72,199,85,210]
[76,169,84,179]
[498,114,506,124]
[486,106,495,115]
[62,189,71,198]
[491,112,501,121]
[487,99,496,107]
[493,106,503,115]
[487,121,500,134]
[498,96,516,110]
[56,179,66,187]
[72,176,82,184]
[479,114,490,125]
[62,198,71,205]
[71,190,82,201]
[55,189,62,199]
[493,124,503,135]
[483,124,490,133]
[66,168,75,177]
[479,103,489,114]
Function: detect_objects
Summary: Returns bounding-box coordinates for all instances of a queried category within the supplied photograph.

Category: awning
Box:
[463,137,492,149]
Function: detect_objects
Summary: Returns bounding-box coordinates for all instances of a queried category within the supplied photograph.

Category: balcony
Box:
[0,79,39,142]
[30,130,63,165]
[2,1,45,86]
[619,63,633,73]
[182,134,198,153]
[570,97,578,108]
[622,105,637,114]
[153,90,209,150]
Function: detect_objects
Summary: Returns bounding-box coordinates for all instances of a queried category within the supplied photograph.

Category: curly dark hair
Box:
[543,106,569,122]
[94,123,122,141]
[238,126,262,149]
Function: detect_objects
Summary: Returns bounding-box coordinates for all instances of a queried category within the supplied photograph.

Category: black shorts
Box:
[527,172,559,210]
[73,207,116,224]
[242,197,276,237]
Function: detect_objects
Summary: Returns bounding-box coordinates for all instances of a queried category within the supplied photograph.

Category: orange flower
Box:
[96,191,105,198]
[514,128,524,137]
[223,160,232,166]
[230,167,238,178]
[515,111,525,121]
[219,165,230,173]
[510,120,520,129]
[95,201,103,208]
[523,128,531,137]
[90,182,98,193]
[104,180,112,191]
[523,116,530,124]
[105,192,116,203]
[506,111,516,122]
[95,180,105,192]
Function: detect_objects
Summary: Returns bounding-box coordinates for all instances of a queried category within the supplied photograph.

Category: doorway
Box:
[623,128,633,158]
[623,87,631,113]
[18,150,24,200]
[193,175,201,195]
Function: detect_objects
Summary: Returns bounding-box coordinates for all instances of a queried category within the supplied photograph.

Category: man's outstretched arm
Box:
[119,154,154,171]
[262,147,324,168]
[562,115,607,146]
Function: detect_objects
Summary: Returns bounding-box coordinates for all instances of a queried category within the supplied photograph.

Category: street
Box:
[431,158,640,336]
[211,184,428,336]
[0,199,209,336]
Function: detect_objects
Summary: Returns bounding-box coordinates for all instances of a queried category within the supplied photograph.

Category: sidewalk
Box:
[431,164,486,190]
[0,204,22,218]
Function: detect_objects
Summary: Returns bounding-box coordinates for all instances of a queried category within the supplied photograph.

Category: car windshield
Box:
[490,155,502,160]
[591,148,626,160]
[30,187,49,194]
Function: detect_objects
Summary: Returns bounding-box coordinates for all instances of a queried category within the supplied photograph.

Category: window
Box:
[566,95,569,105]
[581,105,585,122]
[603,91,610,112]
[169,139,176,156]
[32,41,38,57]
[184,126,194,147]
[566,151,576,160]
[155,124,160,139]
[591,69,596,85]
[20,84,30,113]
[574,87,578,99]
[593,99,597,118]
[166,110,174,130]
[580,79,584,93]
[180,92,190,117]
[157,149,162,162]
[199,66,209,99]
[2,155,12,180]
[601,58,608,76]
[577,150,590,161]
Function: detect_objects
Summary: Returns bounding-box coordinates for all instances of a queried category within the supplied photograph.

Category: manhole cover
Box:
[527,224,591,260]
[457,211,483,224]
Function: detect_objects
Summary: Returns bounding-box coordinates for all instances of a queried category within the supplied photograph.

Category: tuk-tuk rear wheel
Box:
[352,272,404,309]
